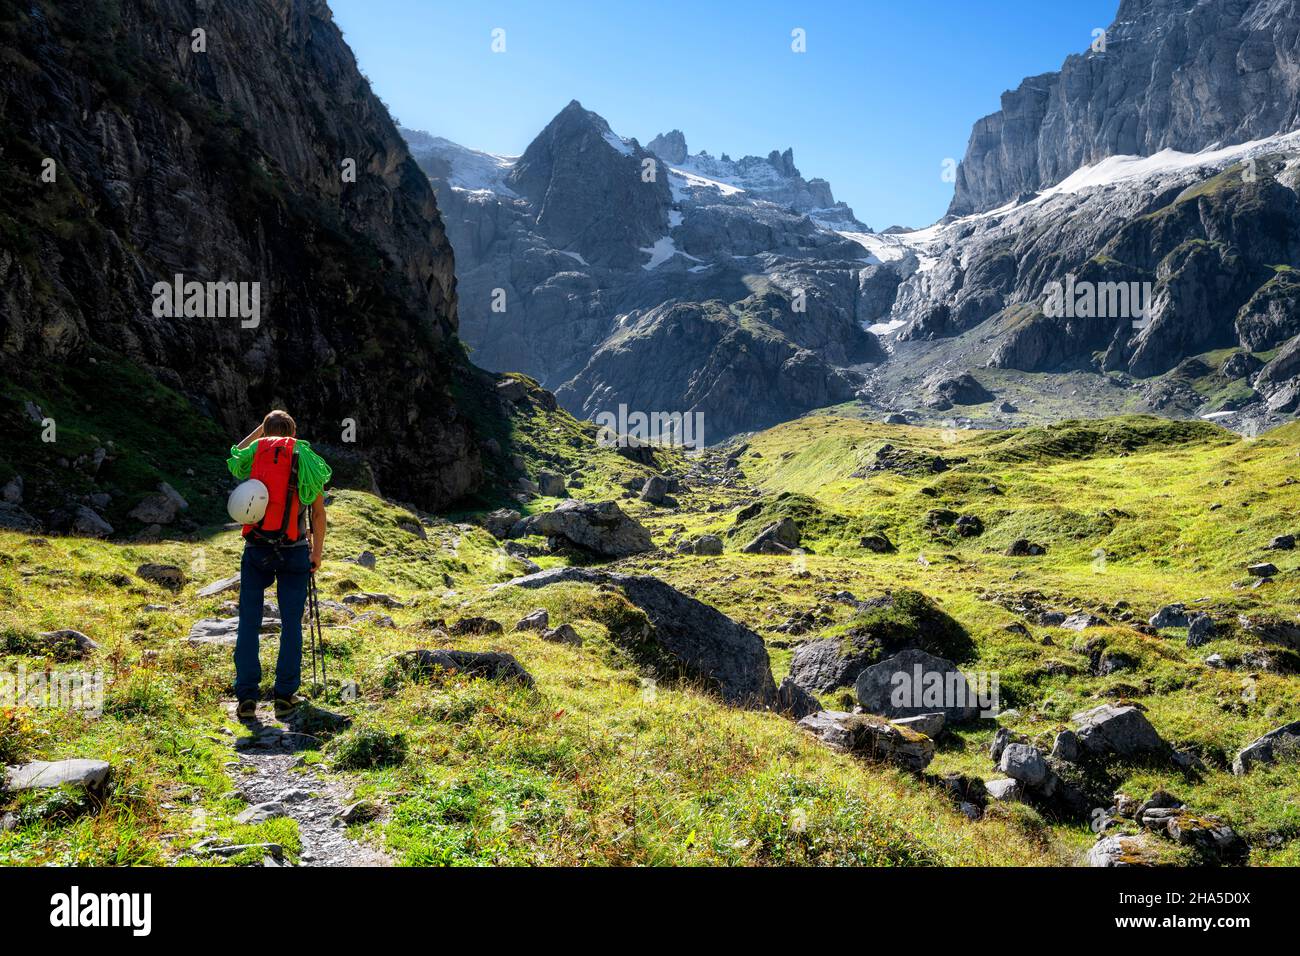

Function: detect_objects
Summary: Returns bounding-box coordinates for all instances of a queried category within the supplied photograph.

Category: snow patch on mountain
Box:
[402,129,518,196]
[602,129,634,157]
[1038,128,1300,202]
[669,166,746,200]
[640,235,700,270]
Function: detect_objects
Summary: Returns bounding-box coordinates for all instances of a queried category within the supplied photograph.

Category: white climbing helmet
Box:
[227,479,269,524]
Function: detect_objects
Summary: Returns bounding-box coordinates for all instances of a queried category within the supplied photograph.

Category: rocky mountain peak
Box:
[647,129,688,165]
[950,0,1300,215]
[505,101,671,267]
[768,147,799,178]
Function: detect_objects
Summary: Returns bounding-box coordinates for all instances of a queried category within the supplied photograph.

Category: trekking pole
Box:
[310,573,326,692]
[308,574,319,692]
[305,504,321,694]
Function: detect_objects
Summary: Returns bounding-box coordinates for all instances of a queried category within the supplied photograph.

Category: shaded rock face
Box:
[554,299,871,442]
[870,3,1300,415]
[898,153,1300,388]
[950,0,1300,216]
[506,567,777,708]
[1,0,482,509]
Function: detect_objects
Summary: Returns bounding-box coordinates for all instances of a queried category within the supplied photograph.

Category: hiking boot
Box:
[236,699,258,720]
[274,694,305,719]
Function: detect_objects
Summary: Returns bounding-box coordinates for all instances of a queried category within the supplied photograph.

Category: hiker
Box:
[226,410,332,719]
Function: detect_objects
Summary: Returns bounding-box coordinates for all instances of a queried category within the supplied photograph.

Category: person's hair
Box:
[262,410,296,437]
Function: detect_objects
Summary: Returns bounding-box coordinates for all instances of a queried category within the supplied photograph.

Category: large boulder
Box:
[741,518,801,555]
[519,499,653,557]
[1088,833,1163,867]
[61,505,113,538]
[536,471,567,497]
[0,502,40,532]
[924,371,993,407]
[1149,604,1188,629]
[128,482,188,525]
[1004,539,1046,557]
[4,758,111,793]
[999,743,1051,788]
[640,475,669,504]
[786,637,878,694]
[854,648,984,722]
[693,534,724,556]
[797,711,935,771]
[483,508,522,539]
[774,677,821,719]
[505,567,777,707]
[1233,720,1300,775]
[1072,704,1169,760]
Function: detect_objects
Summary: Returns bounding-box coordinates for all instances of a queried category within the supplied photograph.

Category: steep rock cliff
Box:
[0,0,484,517]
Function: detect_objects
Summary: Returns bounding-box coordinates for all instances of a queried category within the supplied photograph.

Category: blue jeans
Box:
[234,543,311,701]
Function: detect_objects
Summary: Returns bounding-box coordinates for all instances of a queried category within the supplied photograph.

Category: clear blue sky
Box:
[330,0,1119,228]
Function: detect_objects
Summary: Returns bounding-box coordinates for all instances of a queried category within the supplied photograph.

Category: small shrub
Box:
[0,706,36,765]
[330,726,406,770]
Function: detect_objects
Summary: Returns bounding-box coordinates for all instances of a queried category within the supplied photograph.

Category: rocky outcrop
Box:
[950,0,1300,215]
[1233,719,1300,774]
[1,0,483,509]
[505,567,777,707]
[517,499,653,557]
[797,711,935,771]
[555,299,871,442]
[854,648,983,722]
[1088,833,1164,867]
[787,590,973,694]
[1073,704,1170,759]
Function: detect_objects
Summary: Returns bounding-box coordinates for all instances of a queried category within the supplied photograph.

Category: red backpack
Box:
[242,437,302,543]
